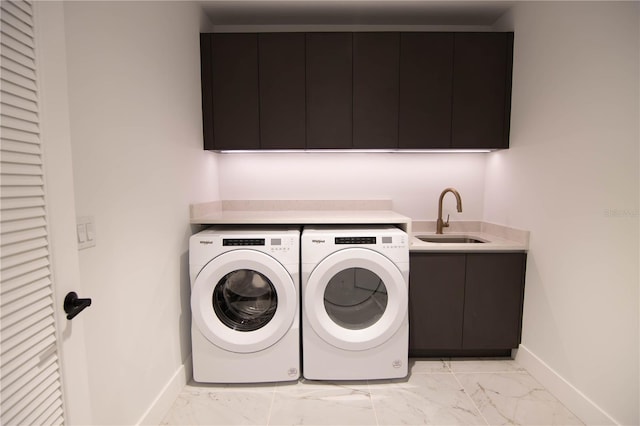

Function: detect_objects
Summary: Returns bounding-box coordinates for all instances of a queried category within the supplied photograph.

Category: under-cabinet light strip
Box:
[218,149,493,154]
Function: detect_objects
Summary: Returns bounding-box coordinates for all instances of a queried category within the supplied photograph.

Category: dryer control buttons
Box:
[270,247,290,252]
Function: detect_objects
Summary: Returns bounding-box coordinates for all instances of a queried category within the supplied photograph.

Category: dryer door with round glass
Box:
[304,248,407,351]
[191,249,297,353]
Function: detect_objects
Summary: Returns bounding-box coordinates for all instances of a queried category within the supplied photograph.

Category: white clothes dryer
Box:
[301,225,409,380]
[189,227,300,383]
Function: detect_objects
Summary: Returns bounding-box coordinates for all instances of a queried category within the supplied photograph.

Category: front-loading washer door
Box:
[191,249,296,354]
[304,248,407,351]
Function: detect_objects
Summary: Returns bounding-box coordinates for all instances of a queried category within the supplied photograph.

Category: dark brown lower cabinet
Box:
[463,253,527,349]
[409,251,526,356]
[409,254,465,351]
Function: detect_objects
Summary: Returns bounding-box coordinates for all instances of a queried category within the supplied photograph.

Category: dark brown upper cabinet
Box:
[258,33,306,149]
[203,33,260,150]
[353,33,399,149]
[399,33,454,149]
[452,33,514,149]
[200,34,214,148]
[306,33,353,149]
[200,31,513,151]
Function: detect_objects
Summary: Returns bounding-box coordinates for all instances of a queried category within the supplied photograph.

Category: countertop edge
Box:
[190,209,413,234]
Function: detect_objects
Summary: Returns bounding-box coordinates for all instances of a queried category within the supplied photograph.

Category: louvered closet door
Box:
[1,1,65,425]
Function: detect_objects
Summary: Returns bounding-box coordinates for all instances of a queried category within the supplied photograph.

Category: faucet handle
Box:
[444,214,450,228]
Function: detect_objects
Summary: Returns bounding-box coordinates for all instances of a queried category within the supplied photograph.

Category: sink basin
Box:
[417,235,487,244]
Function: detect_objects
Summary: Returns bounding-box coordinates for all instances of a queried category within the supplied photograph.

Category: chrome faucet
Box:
[436,188,463,234]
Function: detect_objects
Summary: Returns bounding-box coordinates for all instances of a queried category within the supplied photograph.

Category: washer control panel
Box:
[218,237,296,253]
[268,237,296,253]
[191,227,300,267]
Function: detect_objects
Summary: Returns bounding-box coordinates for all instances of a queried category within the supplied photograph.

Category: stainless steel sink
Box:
[417,235,487,244]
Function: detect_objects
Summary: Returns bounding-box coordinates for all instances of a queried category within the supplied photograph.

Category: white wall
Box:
[62,1,218,424]
[486,2,639,425]
[219,152,487,221]
[214,24,498,222]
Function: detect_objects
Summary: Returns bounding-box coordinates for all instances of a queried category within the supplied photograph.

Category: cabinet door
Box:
[398,33,453,149]
[463,253,526,349]
[451,33,513,149]
[353,33,399,149]
[306,33,352,149]
[209,33,260,150]
[409,253,465,353]
[200,34,215,149]
[259,33,306,149]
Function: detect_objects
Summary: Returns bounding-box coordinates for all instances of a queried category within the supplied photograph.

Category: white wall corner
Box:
[137,356,193,426]
[515,345,620,426]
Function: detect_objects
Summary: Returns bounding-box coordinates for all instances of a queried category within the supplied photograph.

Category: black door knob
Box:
[64,292,92,320]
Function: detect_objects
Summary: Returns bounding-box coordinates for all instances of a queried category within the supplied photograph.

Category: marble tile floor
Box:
[160,358,584,426]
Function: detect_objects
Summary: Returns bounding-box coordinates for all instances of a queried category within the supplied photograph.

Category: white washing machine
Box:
[301,225,409,380]
[189,227,300,383]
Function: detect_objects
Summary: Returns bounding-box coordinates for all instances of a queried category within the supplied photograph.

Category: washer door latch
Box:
[64,292,92,320]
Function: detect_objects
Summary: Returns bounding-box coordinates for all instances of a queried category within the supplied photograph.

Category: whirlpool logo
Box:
[199,240,214,245]
[311,239,326,244]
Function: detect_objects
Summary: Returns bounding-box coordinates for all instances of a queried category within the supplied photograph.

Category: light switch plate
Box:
[77,216,95,250]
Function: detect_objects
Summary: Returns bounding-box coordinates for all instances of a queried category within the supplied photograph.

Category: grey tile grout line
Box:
[367,380,381,426]
[366,380,381,426]
[265,383,277,426]
[449,368,491,426]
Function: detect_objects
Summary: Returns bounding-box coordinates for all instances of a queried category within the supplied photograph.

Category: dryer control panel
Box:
[302,226,408,264]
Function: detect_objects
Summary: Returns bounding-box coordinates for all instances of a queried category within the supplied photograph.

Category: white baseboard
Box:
[137,357,192,425]
[515,345,618,425]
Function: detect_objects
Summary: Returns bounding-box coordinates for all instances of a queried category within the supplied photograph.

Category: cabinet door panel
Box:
[463,253,526,349]
[451,33,512,149]
[200,34,215,150]
[398,33,453,149]
[306,33,352,149]
[409,253,465,352]
[353,33,399,149]
[259,33,306,149]
[211,33,260,150]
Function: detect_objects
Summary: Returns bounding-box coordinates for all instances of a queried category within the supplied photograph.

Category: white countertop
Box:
[409,221,529,252]
[189,201,528,252]
[192,208,411,227]
[190,200,412,232]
